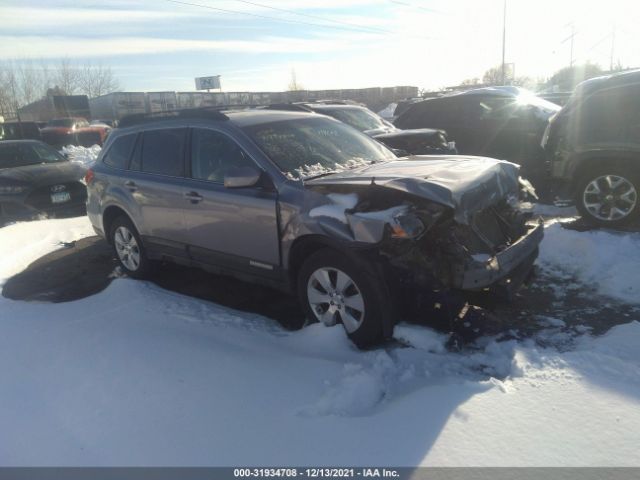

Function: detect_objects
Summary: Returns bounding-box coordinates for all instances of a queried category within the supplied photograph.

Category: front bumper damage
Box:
[453,221,544,290]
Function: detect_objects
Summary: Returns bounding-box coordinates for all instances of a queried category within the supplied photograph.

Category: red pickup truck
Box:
[40,117,111,148]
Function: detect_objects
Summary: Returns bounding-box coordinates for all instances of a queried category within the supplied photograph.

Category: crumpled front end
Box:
[299,159,543,296]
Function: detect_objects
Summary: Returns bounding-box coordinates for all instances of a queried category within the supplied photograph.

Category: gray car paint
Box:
[87,111,537,294]
[304,156,521,224]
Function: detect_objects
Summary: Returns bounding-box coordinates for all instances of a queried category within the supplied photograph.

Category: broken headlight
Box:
[390,212,425,239]
[391,203,447,239]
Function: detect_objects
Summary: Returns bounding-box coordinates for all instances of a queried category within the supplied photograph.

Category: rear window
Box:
[103,134,137,169]
[141,128,187,176]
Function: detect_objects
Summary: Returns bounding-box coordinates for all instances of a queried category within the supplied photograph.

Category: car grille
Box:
[451,204,528,255]
[24,181,87,211]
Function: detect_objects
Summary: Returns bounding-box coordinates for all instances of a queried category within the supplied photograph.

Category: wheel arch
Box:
[287,235,347,286]
[102,205,136,244]
[288,234,396,340]
[571,150,640,191]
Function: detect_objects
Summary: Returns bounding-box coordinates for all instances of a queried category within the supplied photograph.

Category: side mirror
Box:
[224,165,262,188]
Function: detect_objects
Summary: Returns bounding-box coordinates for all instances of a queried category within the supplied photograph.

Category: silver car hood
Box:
[304,155,521,224]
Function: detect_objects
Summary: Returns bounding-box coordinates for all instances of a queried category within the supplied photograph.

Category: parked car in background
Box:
[90,119,116,128]
[0,140,87,224]
[394,88,561,186]
[543,69,640,226]
[40,117,111,148]
[267,102,456,156]
[86,108,542,348]
[0,121,42,141]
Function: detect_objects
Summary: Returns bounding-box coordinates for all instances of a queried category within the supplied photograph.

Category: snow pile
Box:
[538,220,640,304]
[61,145,102,167]
[1,218,640,466]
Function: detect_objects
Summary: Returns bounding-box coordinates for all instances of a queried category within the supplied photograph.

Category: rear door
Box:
[125,127,190,255]
[182,127,280,272]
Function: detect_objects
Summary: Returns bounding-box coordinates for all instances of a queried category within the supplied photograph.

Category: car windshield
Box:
[321,107,391,132]
[516,94,561,116]
[47,118,75,128]
[243,116,396,179]
[0,143,66,169]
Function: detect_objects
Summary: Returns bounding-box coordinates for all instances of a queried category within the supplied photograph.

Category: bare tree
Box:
[0,65,18,118]
[287,69,304,92]
[11,59,50,106]
[78,62,120,98]
[0,58,121,119]
[54,58,80,95]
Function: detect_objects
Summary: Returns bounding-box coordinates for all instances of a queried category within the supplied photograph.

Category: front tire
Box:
[576,165,639,227]
[297,248,391,348]
[109,216,151,278]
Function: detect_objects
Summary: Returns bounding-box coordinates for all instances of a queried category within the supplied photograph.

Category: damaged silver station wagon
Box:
[86,108,543,347]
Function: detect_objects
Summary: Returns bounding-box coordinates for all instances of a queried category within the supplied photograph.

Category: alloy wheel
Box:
[583,174,637,222]
[114,226,141,271]
[306,267,365,333]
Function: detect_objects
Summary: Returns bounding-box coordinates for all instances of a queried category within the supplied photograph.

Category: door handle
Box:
[184,191,203,203]
[124,180,137,191]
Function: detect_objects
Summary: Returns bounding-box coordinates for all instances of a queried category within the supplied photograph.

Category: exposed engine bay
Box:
[305,175,542,295]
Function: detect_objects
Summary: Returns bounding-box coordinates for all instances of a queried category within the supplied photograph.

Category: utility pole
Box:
[501,0,507,85]
[569,23,576,67]
[610,24,616,71]
[561,22,577,68]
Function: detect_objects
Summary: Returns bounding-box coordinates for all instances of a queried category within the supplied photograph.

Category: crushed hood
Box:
[304,156,521,224]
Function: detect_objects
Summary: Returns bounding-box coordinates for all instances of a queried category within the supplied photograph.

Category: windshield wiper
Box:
[302,170,339,181]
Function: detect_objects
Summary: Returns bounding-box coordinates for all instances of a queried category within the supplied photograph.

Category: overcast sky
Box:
[2,0,639,92]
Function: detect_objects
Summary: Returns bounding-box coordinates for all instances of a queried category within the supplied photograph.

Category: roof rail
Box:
[305,99,363,106]
[263,103,314,113]
[119,107,229,128]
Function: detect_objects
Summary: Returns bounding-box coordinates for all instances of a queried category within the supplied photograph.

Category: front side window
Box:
[243,116,396,179]
[141,128,187,176]
[190,128,255,183]
[103,134,137,169]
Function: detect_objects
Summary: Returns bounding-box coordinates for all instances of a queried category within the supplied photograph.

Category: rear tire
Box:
[575,164,640,227]
[109,216,152,279]
[297,248,391,348]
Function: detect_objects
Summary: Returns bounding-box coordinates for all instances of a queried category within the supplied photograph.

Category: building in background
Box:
[89,86,419,121]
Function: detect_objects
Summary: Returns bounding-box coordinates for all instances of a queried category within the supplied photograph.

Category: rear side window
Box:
[103,134,137,169]
[141,128,187,176]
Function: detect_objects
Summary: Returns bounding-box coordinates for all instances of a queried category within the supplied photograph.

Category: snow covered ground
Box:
[0,216,639,466]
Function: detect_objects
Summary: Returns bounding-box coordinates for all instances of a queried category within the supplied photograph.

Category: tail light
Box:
[84,168,95,185]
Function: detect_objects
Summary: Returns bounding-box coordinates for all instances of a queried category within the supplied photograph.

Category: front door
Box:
[182,127,280,274]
